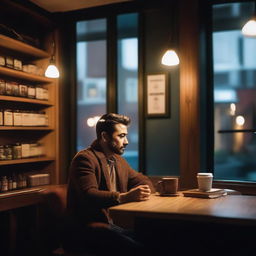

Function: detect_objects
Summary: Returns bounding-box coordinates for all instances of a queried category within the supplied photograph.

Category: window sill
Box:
[214,180,256,196]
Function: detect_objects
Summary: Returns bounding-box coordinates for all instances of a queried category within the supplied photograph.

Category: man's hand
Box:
[119,185,151,203]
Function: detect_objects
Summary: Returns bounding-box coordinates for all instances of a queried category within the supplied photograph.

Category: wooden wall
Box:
[179,0,200,189]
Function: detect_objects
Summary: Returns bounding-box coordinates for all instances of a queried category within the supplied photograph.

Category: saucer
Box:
[157,192,180,197]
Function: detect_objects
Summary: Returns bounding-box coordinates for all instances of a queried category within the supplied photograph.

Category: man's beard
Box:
[108,141,126,155]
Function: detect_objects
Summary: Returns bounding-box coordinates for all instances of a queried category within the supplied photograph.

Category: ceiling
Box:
[29,0,133,13]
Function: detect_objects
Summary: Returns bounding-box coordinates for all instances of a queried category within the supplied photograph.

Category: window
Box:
[212,2,256,182]
[76,19,107,151]
[117,13,139,170]
[76,14,139,170]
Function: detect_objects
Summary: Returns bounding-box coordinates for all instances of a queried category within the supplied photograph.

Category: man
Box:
[64,113,155,255]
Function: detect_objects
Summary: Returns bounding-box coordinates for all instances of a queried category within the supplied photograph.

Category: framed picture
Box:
[146,73,169,117]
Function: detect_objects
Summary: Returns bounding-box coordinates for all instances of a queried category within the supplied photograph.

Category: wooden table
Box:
[109,194,256,255]
[109,193,256,229]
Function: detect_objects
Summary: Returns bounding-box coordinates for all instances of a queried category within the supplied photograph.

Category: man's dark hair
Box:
[96,113,131,139]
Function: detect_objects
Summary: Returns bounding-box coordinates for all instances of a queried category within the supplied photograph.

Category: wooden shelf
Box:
[0,34,50,59]
[0,187,44,199]
[0,66,52,83]
[0,95,53,106]
[218,129,256,133]
[0,157,55,166]
[0,126,53,131]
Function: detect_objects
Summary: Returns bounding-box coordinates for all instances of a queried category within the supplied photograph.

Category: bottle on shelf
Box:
[0,145,6,160]
[1,176,8,192]
[0,109,3,126]
[4,145,13,160]
[17,174,23,189]
[13,143,22,159]
[8,176,13,190]
[12,173,17,190]
[22,174,27,188]
[0,79,5,95]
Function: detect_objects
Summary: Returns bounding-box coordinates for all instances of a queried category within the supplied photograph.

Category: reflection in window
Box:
[76,19,107,151]
[121,39,138,70]
[213,2,256,181]
[117,13,139,170]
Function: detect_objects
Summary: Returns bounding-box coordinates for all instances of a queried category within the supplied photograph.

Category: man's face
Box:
[107,123,129,155]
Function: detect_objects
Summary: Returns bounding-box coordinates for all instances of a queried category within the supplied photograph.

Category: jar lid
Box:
[197,172,213,177]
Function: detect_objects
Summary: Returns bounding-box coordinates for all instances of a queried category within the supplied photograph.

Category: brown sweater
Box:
[67,140,155,225]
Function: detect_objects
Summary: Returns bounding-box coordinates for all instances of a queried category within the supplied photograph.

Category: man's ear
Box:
[101,131,109,142]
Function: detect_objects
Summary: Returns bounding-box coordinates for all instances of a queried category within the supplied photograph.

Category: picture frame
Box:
[146,73,169,117]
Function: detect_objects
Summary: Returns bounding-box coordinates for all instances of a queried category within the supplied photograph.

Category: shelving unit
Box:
[0,95,53,106]
[0,65,52,83]
[0,34,50,58]
[0,127,53,131]
[0,32,59,186]
[0,157,54,166]
[0,2,61,255]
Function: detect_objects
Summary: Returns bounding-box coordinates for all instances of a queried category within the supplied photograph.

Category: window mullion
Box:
[107,15,118,113]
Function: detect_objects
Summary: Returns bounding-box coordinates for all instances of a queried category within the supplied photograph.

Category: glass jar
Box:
[4,145,13,160]
[19,84,28,97]
[0,79,5,95]
[42,87,49,100]
[12,173,17,190]
[6,56,14,68]
[13,143,22,159]
[0,145,6,160]
[13,110,22,126]
[21,143,30,158]
[21,111,29,126]
[28,86,36,99]
[29,143,38,157]
[12,82,19,96]
[4,109,13,126]
[1,176,8,192]
[36,86,43,100]
[0,56,5,67]
[0,109,3,126]
[14,59,22,71]
[5,82,13,96]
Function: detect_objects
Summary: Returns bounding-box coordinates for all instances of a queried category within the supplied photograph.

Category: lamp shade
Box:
[161,49,180,66]
[242,19,256,37]
[45,63,59,78]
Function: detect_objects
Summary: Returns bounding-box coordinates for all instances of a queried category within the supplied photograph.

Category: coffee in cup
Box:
[157,177,178,195]
[197,173,213,191]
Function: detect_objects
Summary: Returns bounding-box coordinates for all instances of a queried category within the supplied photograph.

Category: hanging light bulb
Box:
[242,19,256,37]
[161,2,180,67]
[45,39,60,78]
[242,1,256,37]
[161,49,180,66]
[45,57,60,78]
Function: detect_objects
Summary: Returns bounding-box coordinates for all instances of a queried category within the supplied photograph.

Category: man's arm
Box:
[123,159,155,193]
[115,157,155,203]
[69,151,120,208]
[118,184,151,203]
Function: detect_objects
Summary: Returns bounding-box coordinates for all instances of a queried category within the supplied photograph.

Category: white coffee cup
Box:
[197,173,213,191]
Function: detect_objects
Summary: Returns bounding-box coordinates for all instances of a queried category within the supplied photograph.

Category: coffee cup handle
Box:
[157,181,164,194]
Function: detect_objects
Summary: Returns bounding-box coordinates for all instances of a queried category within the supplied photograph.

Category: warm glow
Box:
[230,103,236,116]
[45,64,60,78]
[161,50,180,66]
[236,115,245,126]
[242,19,256,37]
[87,116,101,127]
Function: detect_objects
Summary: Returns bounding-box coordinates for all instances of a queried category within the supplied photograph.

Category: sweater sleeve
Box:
[69,151,120,208]
[119,158,155,193]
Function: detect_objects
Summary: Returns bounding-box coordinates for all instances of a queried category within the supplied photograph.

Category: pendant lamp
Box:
[242,1,256,37]
[161,49,180,66]
[45,40,60,78]
[161,2,180,66]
